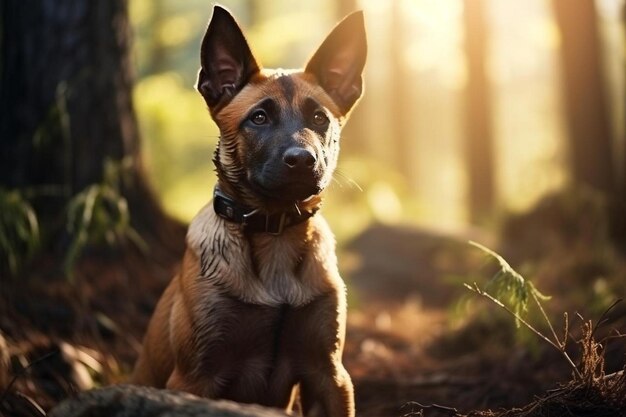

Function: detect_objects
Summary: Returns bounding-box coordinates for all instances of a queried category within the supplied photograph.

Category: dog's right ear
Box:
[197,6,260,112]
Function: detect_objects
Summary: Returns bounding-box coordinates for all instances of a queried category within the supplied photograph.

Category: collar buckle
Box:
[266,212,287,235]
[243,209,287,235]
[241,208,260,226]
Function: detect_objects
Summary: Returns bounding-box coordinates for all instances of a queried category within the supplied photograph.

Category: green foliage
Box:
[0,160,147,280]
[0,188,40,276]
[64,159,146,277]
[468,241,550,326]
[466,241,580,376]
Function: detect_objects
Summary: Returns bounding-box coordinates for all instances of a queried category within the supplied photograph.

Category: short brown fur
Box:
[131,6,366,417]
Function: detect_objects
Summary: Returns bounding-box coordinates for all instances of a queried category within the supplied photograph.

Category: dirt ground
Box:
[1,221,625,417]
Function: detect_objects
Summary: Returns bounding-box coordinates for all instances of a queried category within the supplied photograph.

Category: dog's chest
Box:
[193,294,339,406]
[184,205,343,406]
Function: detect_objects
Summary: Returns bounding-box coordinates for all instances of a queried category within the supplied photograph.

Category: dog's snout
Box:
[282,147,317,170]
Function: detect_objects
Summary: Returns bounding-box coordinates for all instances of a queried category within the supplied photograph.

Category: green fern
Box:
[64,158,146,278]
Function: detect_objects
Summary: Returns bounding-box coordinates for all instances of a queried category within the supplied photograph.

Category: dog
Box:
[131,6,366,417]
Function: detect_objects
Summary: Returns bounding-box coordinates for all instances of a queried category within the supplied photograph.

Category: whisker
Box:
[334,170,363,192]
[330,177,343,188]
[346,178,363,192]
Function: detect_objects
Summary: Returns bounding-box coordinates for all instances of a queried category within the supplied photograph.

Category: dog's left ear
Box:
[197,6,260,112]
[305,11,367,115]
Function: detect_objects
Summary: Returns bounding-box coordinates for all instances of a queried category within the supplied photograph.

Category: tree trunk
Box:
[463,0,495,224]
[621,3,626,200]
[390,0,415,188]
[617,2,626,248]
[0,0,184,261]
[623,3,626,199]
[552,0,615,196]
[611,2,626,249]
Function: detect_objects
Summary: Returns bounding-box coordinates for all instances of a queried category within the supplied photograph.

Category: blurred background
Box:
[131,0,624,243]
[1,1,626,416]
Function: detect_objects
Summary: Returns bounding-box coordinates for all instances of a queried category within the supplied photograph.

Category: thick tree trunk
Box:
[463,0,495,224]
[1,0,133,192]
[552,0,625,249]
[552,0,615,195]
[0,0,184,260]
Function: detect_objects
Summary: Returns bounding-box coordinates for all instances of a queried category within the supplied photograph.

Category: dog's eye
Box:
[250,110,268,125]
[312,110,329,126]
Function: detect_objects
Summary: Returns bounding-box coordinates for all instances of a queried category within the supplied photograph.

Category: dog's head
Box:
[197,6,366,213]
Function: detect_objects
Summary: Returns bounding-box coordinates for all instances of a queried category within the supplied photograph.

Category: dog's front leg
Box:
[166,367,197,393]
[166,366,220,398]
[300,362,355,417]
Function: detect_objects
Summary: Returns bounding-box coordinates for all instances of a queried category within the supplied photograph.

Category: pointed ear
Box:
[305,11,367,114]
[196,6,260,112]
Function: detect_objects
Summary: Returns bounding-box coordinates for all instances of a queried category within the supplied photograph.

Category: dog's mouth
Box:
[249,178,323,203]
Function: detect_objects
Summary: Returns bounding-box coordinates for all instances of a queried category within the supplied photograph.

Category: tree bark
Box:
[552,0,615,195]
[0,0,184,259]
[463,0,496,224]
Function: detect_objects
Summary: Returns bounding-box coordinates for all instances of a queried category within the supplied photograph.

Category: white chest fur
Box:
[186,203,339,307]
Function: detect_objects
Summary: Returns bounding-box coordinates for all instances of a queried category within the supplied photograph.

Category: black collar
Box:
[212,187,317,235]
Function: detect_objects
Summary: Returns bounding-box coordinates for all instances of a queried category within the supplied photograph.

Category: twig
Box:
[531,290,560,348]
[591,299,622,339]
[0,349,59,406]
[402,401,459,416]
[465,282,582,379]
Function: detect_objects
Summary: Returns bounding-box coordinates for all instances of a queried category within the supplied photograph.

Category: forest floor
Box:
[1,206,626,417]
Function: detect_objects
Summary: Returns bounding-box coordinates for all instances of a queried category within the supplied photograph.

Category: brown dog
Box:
[131,6,366,417]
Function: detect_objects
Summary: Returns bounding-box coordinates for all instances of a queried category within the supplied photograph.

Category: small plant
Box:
[406,243,626,417]
[64,158,146,277]
[466,241,581,377]
[0,188,40,276]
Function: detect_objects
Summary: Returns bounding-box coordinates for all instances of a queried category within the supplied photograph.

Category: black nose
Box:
[282,147,317,170]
